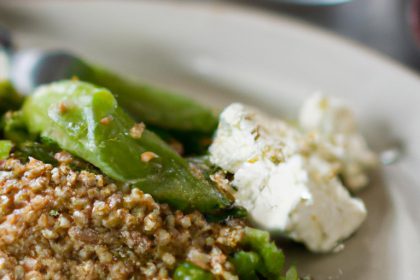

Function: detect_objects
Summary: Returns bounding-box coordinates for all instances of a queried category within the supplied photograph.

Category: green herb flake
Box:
[49,210,60,217]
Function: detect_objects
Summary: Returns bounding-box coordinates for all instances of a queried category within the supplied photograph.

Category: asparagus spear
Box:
[22,80,231,213]
[12,50,218,133]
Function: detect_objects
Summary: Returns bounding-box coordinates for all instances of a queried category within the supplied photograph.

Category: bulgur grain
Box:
[0,155,246,279]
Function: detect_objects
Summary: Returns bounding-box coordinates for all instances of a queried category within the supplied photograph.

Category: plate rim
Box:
[10,0,419,82]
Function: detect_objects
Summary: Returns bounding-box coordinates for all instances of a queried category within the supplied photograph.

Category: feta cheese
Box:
[285,155,367,252]
[299,94,377,191]
[209,102,369,252]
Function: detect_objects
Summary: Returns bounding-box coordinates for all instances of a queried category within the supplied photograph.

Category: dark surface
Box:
[230,0,420,73]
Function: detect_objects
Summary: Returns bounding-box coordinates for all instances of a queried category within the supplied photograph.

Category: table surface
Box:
[230,0,420,73]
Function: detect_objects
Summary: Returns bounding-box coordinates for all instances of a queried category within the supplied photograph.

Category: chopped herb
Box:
[49,210,60,217]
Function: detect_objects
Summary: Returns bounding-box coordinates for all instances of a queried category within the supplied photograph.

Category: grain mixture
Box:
[0,152,245,279]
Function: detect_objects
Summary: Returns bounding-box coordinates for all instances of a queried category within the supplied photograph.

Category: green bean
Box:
[13,51,218,133]
[91,66,218,133]
[22,80,231,213]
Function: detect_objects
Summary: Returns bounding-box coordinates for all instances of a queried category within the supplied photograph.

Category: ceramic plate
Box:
[0,1,419,279]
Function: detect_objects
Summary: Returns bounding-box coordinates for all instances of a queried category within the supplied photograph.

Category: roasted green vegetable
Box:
[231,251,261,280]
[0,107,60,164]
[282,267,299,280]
[0,140,12,160]
[173,262,213,280]
[231,227,286,279]
[149,125,212,156]
[0,80,24,115]
[22,80,231,213]
[92,66,218,133]
[1,110,31,143]
[13,140,59,165]
[12,51,218,133]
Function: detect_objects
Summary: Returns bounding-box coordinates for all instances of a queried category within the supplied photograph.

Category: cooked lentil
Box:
[0,152,245,279]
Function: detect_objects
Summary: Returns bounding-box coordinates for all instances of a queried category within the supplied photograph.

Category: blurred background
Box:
[229,0,420,72]
[1,0,419,73]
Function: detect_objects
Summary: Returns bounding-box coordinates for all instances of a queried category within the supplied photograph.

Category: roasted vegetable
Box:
[0,106,59,164]
[93,65,218,133]
[12,140,59,165]
[0,140,12,160]
[0,45,23,114]
[22,80,231,213]
[231,227,286,280]
[231,251,261,280]
[0,110,30,143]
[0,80,24,115]
[149,125,213,156]
[283,267,299,280]
[173,263,213,280]
[12,50,218,133]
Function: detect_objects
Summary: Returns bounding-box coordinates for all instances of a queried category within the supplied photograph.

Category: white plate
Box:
[1,1,419,279]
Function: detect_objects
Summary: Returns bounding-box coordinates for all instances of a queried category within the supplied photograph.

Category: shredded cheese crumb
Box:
[100,115,113,125]
[130,123,145,139]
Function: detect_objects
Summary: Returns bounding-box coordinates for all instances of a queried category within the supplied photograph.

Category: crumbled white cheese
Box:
[299,94,377,191]
[209,101,371,252]
[285,155,367,252]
